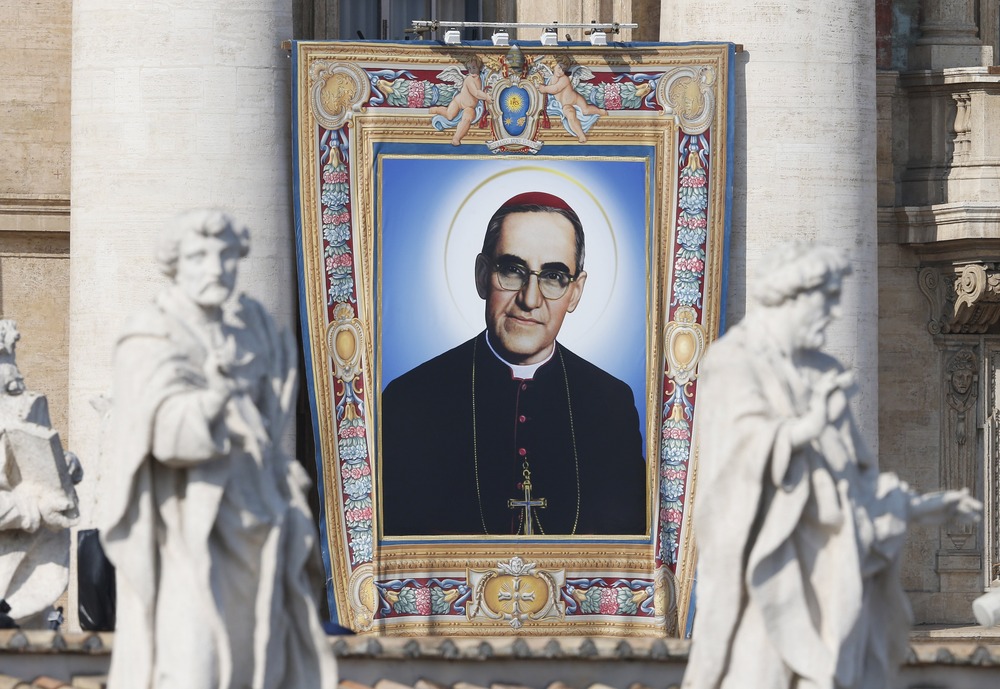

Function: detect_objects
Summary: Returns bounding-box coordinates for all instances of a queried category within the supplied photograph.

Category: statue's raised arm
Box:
[683,242,981,689]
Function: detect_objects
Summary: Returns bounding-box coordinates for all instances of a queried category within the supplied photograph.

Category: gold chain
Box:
[471,338,580,536]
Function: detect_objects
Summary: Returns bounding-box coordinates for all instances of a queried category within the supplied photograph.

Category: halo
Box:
[443,165,619,337]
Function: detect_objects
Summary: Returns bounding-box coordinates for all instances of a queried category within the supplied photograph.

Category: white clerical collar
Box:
[484,332,555,380]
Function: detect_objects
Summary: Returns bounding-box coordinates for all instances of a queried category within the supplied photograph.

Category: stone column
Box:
[660,2,879,451]
[70,1,294,624]
[910,0,992,69]
[517,1,636,42]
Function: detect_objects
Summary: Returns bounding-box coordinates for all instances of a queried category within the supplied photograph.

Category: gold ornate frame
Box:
[292,40,733,636]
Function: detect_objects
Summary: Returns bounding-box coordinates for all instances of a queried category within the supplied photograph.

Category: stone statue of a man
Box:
[99,210,335,689]
[0,319,81,626]
[683,243,981,689]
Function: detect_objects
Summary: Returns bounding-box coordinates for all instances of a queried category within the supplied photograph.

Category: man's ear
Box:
[566,271,587,313]
[475,253,490,299]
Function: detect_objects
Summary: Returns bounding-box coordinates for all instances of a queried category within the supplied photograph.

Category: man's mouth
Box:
[508,314,541,325]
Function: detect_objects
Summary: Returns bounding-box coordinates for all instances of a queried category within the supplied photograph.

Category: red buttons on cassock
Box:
[520,382,528,391]
[518,415,526,423]
[518,448,527,456]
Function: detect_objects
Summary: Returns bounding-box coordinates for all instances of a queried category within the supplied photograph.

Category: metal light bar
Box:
[410,19,638,33]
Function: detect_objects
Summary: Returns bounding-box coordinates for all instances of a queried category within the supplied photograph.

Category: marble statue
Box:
[683,243,981,689]
[98,210,335,689]
[0,319,82,626]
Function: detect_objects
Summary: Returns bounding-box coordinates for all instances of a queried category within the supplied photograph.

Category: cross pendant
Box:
[508,477,547,535]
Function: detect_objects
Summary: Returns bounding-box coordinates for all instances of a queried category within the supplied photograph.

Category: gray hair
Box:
[155,209,250,278]
[752,242,851,307]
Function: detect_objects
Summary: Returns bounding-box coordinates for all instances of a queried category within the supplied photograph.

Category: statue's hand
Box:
[787,369,855,447]
[910,488,983,525]
[10,485,40,533]
[38,493,76,530]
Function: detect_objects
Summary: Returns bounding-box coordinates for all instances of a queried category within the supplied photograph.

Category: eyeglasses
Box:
[488,258,579,300]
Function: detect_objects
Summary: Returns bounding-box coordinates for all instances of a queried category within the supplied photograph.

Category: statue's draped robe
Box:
[100,288,334,689]
[0,393,76,622]
[683,318,912,689]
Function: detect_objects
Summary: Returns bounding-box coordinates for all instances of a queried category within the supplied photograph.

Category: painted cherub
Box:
[430,56,490,146]
[539,61,608,143]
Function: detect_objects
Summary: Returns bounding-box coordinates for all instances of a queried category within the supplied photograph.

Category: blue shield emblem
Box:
[498,85,530,137]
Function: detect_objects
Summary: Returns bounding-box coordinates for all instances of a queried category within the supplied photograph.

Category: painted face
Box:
[791,279,841,351]
[475,211,587,365]
[175,230,240,308]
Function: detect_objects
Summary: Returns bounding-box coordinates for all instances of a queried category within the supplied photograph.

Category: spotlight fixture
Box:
[492,30,509,46]
[540,28,558,46]
[444,29,461,45]
[589,30,608,46]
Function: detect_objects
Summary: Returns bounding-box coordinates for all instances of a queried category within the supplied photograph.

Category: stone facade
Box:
[5,0,1000,636]
[0,0,71,440]
[878,0,1000,623]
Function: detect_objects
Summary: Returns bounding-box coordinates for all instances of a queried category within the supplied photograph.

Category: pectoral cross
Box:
[508,472,546,536]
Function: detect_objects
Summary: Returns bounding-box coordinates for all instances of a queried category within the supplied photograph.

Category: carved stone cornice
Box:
[919,262,1000,334]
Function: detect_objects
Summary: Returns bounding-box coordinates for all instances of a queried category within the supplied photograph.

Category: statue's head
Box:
[156,209,250,308]
[0,319,19,359]
[752,243,851,351]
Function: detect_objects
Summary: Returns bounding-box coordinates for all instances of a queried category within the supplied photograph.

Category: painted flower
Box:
[337,433,366,461]
[664,426,691,441]
[349,528,373,565]
[675,257,706,273]
[679,173,707,188]
[407,81,426,108]
[679,186,709,212]
[323,222,351,245]
[329,271,356,304]
[415,587,432,616]
[321,188,348,209]
[661,478,685,501]
[677,227,707,248]
[599,587,618,615]
[662,444,689,464]
[604,83,622,110]
[672,280,701,307]
[343,475,372,499]
[663,468,687,482]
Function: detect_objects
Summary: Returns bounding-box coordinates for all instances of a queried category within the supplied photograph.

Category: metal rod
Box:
[410,20,638,32]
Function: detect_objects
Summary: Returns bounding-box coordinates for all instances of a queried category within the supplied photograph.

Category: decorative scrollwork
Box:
[327,303,365,383]
[918,263,1000,334]
[664,306,706,386]
[657,66,717,135]
[348,564,377,631]
[310,61,370,130]
[467,558,565,629]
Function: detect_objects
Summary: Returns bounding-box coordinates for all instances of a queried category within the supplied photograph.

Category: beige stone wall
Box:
[877,242,950,620]
[517,0,641,42]
[0,0,71,442]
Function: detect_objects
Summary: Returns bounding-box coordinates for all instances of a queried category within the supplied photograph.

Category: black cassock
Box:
[381,331,646,536]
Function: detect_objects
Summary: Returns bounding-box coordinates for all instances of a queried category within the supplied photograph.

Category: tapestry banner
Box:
[291,39,734,636]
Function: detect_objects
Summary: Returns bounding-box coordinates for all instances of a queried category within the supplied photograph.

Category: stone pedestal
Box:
[659,2,879,450]
[69,0,295,629]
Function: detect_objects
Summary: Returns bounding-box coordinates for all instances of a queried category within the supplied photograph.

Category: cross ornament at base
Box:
[509,477,546,535]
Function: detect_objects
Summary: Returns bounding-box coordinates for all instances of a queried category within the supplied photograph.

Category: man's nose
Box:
[204,252,224,277]
[517,273,544,309]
